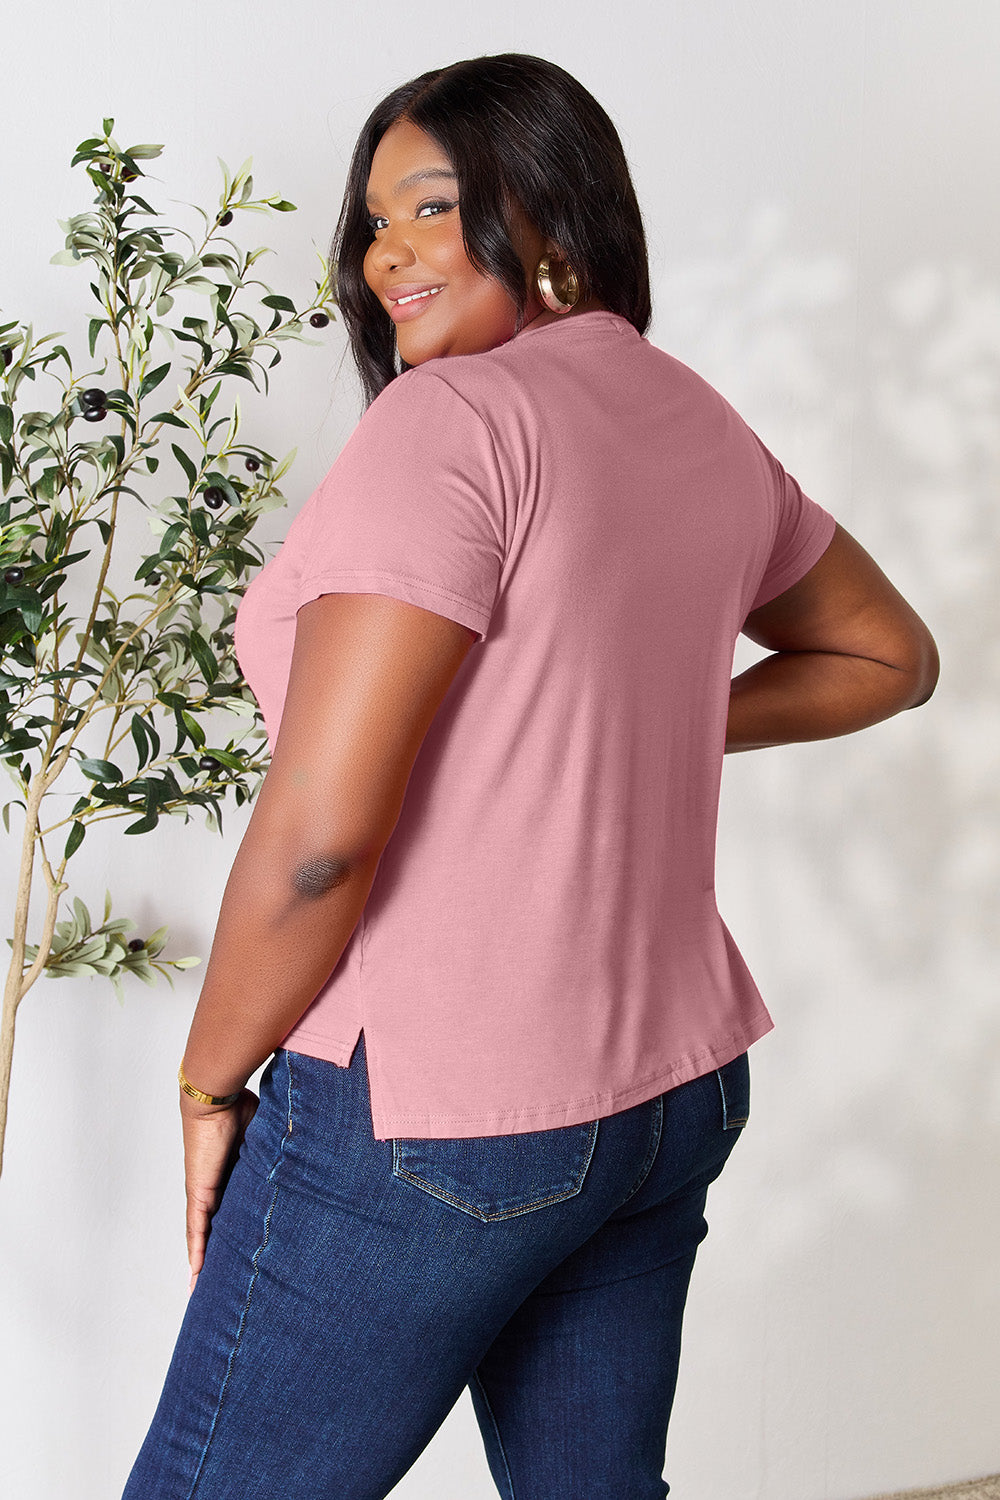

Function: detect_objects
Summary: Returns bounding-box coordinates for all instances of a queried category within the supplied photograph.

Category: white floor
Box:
[870,1478,1000,1500]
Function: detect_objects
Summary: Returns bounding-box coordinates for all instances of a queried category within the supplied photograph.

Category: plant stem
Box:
[0,773,66,1178]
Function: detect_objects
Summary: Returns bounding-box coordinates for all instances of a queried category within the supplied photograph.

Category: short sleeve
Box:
[297,369,507,641]
[747,433,838,612]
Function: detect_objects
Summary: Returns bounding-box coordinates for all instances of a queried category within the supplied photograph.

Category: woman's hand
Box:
[180,1087,259,1291]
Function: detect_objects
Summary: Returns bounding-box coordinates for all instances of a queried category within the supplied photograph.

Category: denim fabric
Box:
[123,1035,750,1500]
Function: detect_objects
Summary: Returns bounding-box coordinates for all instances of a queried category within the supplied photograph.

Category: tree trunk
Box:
[0,777,45,1178]
[0,981,21,1178]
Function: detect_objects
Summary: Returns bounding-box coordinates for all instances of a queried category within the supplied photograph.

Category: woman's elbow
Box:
[911,627,941,708]
[900,620,941,710]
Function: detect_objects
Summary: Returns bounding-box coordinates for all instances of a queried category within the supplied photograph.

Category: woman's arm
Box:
[726,523,939,752]
[179,591,477,1280]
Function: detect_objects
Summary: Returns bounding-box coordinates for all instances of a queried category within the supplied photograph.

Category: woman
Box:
[123,52,938,1500]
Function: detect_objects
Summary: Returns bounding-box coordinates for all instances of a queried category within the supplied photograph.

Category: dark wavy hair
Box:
[331,53,652,408]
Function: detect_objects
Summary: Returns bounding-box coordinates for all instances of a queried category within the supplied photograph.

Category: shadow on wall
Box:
[658,194,999,1209]
[654,201,1000,1498]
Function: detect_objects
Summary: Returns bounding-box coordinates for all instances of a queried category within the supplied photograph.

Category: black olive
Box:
[219,211,234,226]
[127,938,145,952]
[4,566,25,584]
[1,347,12,368]
[147,572,161,585]
[203,487,225,509]
[309,312,330,328]
[82,388,107,408]
[82,407,108,423]
[198,755,220,772]
[244,456,261,473]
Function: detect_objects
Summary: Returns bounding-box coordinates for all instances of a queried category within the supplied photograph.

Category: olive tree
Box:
[0,120,336,1174]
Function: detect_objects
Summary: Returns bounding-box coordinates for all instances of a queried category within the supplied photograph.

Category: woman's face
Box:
[362,118,554,364]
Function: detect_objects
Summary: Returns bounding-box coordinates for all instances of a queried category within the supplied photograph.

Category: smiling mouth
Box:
[392,287,444,306]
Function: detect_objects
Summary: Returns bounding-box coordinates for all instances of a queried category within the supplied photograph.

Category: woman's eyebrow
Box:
[365,167,458,207]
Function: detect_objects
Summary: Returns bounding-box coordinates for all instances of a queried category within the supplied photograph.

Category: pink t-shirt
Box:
[234,310,836,1139]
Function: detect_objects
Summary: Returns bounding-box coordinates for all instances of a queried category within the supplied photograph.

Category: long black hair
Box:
[331,53,652,407]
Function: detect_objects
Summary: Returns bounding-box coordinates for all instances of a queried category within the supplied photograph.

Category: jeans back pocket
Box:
[716,1052,751,1130]
[392,1118,599,1221]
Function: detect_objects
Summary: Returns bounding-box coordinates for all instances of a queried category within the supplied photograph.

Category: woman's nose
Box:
[369,220,416,272]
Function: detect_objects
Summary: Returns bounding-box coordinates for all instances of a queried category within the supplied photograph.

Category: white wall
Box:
[1,3,998,1497]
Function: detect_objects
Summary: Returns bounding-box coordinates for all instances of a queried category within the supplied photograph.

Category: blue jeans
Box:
[123,1033,750,1500]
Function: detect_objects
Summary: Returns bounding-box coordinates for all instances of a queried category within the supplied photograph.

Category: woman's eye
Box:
[366,201,456,235]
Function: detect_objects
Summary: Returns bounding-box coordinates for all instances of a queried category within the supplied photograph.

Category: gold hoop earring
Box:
[535,255,581,314]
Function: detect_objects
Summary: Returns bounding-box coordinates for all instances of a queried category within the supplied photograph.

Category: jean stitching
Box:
[472,1369,517,1500]
[620,1095,663,1205]
[392,1120,599,1221]
[187,1054,295,1498]
[717,1064,750,1130]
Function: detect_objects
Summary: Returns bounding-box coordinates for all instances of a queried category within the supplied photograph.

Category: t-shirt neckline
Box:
[509,308,632,343]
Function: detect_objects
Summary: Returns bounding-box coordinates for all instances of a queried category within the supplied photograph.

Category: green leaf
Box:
[138,362,171,400]
[2,799,25,832]
[156,520,186,559]
[73,894,92,936]
[141,712,160,760]
[190,506,210,545]
[260,294,296,313]
[188,630,217,686]
[0,405,12,444]
[124,812,158,834]
[130,712,151,771]
[123,143,163,160]
[102,117,115,137]
[181,709,206,747]
[270,200,296,213]
[200,379,223,417]
[2,729,41,756]
[35,467,60,502]
[197,746,244,771]
[214,362,257,384]
[145,455,159,474]
[171,443,198,488]
[79,757,123,783]
[20,595,44,635]
[64,820,86,858]
[202,470,239,507]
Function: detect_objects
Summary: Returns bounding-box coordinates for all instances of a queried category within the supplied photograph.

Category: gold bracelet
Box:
[178,1063,243,1108]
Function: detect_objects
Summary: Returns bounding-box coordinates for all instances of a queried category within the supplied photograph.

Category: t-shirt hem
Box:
[367,1010,775,1140]
[297,569,490,639]
[282,1029,359,1069]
